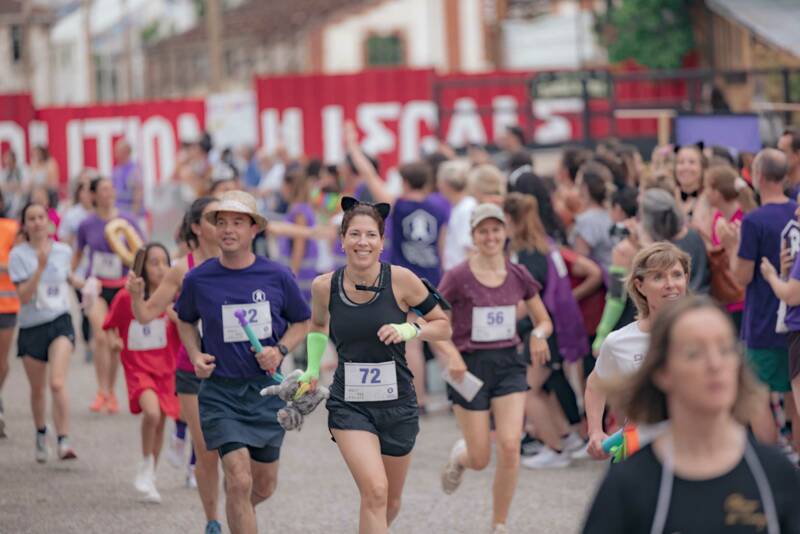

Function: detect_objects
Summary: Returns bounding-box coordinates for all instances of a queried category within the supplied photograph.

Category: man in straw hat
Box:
[175,190,311,534]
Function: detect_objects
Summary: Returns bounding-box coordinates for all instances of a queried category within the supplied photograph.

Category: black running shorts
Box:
[326,395,419,457]
[17,314,75,363]
[447,346,529,411]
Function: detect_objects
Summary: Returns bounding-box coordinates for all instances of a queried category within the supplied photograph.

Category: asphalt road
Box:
[0,334,605,534]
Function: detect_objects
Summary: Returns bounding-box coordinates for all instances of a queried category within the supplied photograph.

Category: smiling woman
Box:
[306,196,451,534]
[585,242,691,460]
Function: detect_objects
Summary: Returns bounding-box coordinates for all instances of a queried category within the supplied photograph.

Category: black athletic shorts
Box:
[448,346,529,411]
[218,442,280,464]
[17,314,75,362]
[326,395,419,457]
[100,286,122,307]
[0,312,17,329]
[175,369,202,395]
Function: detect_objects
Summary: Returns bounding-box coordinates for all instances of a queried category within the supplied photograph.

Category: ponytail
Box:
[179,196,217,249]
[707,165,757,213]
[502,193,550,255]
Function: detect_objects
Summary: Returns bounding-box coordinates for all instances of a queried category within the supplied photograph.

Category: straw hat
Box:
[204,190,267,231]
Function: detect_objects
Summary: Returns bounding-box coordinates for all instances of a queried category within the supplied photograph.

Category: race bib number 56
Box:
[471,305,515,342]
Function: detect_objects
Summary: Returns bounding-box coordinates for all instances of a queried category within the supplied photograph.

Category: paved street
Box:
[0,333,605,534]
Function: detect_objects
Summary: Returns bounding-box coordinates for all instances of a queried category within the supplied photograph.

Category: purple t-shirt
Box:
[76,212,142,286]
[785,253,800,331]
[427,191,453,222]
[174,256,311,379]
[738,201,800,348]
[112,161,141,213]
[438,260,541,353]
[390,197,449,286]
[278,203,318,302]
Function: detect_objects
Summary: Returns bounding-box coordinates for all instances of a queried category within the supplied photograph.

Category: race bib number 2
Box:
[344,361,398,402]
[471,305,516,342]
[221,302,272,343]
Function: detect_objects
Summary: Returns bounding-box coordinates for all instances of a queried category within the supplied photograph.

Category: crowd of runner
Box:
[1,123,800,533]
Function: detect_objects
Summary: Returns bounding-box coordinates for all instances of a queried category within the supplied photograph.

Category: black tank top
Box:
[329,262,413,404]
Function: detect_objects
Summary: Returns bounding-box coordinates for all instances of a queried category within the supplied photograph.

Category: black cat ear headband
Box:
[341,196,391,220]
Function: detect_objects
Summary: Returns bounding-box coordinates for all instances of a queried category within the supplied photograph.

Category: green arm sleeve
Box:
[299,332,328,383]
[592,267,628,353]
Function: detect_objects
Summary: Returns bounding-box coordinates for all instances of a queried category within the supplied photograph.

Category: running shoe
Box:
[58,438,77,460]
[105,394,119,415]
[186,464,197,489]
[521,446,571,469]
[491,524,508,534]
[167,433,186,468]
[520,434,543,457]
[89,392,106,413]
[141,483,161,504]
[570,443,592,460]
[562,432,586,453]
[441,439,466,495]
[205,520,223,534]
[134,456,154,494]
[35,429,48,464]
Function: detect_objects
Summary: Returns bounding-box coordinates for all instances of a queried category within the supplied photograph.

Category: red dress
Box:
[102,288,180,418]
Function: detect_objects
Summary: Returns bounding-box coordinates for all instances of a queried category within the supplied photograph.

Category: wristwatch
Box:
[277,343,289,356]
[532,329,547,340]
[412,322,422,335]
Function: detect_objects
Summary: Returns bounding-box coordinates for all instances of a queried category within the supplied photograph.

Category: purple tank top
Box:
[176,253,196,373]
[542,243,589,362]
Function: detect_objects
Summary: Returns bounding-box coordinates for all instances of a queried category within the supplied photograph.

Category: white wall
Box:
[501,6,604,70]
[322,0,447,73]
[459,0,489,72]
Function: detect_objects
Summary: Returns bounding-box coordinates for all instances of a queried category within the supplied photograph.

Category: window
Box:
[365,33,404,67]
[11,25,23,63]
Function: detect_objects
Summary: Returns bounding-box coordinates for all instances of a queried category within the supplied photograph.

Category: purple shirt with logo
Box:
[76,212,142,285]
[738,201,800,348]
[389,197,448,286]
[175,256,311,379]
[785,253,800,331]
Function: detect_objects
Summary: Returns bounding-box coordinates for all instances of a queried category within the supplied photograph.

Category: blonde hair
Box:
[611,296,764,424]
[468,164,507,198]
[437,159,471,193]
[626,242,691,318]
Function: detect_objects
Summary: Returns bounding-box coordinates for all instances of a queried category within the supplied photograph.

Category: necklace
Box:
[344,266,382,293]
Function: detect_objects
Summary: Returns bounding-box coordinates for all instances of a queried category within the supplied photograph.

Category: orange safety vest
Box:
[0,218,20,314]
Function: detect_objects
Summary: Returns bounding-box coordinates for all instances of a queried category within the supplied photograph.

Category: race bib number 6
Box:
[471,305,516,342]
[344,361,398,402]
[221,302,272,343]
[128,318,168,351]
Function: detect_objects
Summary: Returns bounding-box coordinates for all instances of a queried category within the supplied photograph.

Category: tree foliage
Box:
[598,0,695,69]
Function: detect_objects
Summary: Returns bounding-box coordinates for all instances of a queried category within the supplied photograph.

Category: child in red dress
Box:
[103,243,180,503]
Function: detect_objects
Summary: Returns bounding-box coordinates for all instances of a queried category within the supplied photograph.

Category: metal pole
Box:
[123,0,133,101]
[207,0,223,92]
[82,0,95,102]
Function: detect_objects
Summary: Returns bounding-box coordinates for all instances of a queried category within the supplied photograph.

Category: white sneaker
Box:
[491,524,509,534]
[57,437,77,460]
[141,482,162,504]
[166,433,186,468]
[441,439,467,495]
[521,446,571,469]
[562,432,586,453]
[134,456,155,493]
[570,442,591,460]
[186,464,197,489]
[35,430,48,463]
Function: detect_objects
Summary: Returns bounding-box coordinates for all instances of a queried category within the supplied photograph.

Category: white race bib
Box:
[344,361,398,402]
[92,252,123,279]
[471,305,516,342]
[128,318,168,351]
[221,302,271,343]
[36,282,68,311]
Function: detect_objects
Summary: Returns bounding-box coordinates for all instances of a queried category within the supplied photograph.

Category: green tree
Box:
[598,0,694,69]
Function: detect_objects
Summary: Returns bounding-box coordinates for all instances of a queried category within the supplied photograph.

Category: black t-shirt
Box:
[583,439,800,534]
